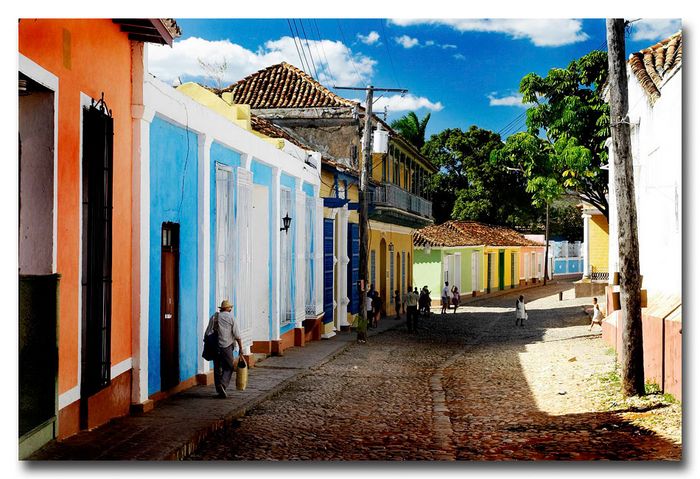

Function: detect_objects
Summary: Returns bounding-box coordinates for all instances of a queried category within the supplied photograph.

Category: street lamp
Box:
[280,213,292,234]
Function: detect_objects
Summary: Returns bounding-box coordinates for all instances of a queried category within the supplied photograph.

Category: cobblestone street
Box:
[187,283,682,461]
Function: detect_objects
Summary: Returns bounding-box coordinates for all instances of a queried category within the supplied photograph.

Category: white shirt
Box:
[592,305,603,321]
[442,286,450,298]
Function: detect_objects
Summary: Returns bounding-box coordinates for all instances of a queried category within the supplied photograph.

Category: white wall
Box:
[608,65,682,297]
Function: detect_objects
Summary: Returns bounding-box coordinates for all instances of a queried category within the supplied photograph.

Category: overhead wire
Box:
[287,19,310,75]
[299,19,320,81]
[312,19,336,85]
[335,19,364,86]
[378,19,402,89]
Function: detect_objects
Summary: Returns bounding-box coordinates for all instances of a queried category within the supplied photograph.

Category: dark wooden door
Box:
[498,250,505,291]
[160,223,179,391]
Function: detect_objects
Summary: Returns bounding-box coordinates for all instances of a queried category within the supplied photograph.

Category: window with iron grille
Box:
[81,99,113,398]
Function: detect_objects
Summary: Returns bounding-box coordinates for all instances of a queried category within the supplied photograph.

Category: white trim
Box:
[321,331,337,339]
[198,134,213,373]
[369,220,415,235]
[111,358,132,378]
[144,74,318,187]
[58,386,81,410]
[18,53,59,274]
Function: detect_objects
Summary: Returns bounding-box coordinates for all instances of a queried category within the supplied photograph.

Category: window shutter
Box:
[323,218,335,324]
[347,223,359,314]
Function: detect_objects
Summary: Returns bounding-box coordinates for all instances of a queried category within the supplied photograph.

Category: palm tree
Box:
[390,111,431,150]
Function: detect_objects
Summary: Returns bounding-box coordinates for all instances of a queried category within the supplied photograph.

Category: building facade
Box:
[130,68,321,408]
[210,62,436,336]
[412,221,544,304]
[604,31,682,400]
[18,19,179,454]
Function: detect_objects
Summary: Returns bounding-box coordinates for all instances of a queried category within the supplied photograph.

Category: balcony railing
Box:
[370,183,433,219]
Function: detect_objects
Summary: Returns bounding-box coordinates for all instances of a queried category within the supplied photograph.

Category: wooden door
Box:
[160,223,179,391]
[498,250,505,290]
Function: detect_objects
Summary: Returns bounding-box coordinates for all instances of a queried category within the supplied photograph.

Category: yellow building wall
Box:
[483,247,520,291]
[368,225,414,314]
[589,214,609,272]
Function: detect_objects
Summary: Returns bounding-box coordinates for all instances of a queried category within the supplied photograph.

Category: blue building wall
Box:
[148,116,199,395]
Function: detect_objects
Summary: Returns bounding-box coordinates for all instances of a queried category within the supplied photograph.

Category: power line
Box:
[299,19,320,81]
[312,19,336,85]
[336,19,364,86]
[291,19,313,78]
[287,19,310,75]
[378,19,402,89]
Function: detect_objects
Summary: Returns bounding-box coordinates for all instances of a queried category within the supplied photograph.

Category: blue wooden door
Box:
[323,219,334,324]
[347,223,360,314]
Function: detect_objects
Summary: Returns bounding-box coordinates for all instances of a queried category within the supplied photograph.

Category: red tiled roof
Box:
[217,62,358,109]
[413,220,544,248]
[629,31,682,103]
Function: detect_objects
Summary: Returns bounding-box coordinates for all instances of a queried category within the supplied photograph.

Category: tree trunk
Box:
[606,18,645,397]
[543,202,549,286]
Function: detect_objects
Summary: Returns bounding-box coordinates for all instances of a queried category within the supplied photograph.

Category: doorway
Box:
[160,222,180,391]
[498,250,505,291]
[379,238,387,306]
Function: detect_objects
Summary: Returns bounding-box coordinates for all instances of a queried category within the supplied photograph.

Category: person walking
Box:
[406,286,419,333]
[372,292,382,329]
[515,295,527,327]
[394,289,401,319]
[205,300,246,398]
[451,285,460,313]
[589,297,604,331]
[419,286,431,316]
[441,281,450,314]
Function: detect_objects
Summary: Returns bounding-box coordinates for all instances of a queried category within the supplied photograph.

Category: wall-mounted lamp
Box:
[423,245,431,255]
[280,212,292,234]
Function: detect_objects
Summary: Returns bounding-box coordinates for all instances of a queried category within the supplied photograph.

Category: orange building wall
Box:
[19,19,134,396]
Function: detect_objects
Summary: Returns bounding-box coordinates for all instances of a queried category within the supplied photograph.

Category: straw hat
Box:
[218,300,233,310]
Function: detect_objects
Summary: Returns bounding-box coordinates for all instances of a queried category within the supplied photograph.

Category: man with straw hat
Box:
[205,299,246,398]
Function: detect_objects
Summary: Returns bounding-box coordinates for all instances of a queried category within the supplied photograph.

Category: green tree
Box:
[391,111,431,150]
[519,50,610,218]
[421,126,539,226]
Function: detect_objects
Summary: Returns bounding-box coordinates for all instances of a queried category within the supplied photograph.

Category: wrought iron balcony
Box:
[368,183,433,227]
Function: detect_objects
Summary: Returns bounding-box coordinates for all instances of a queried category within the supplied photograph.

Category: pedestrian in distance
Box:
[451,285,460,313]
[394,289,401,319]
[205,300,246,398]
[441,281,450,314]
[372,292,382,329]
[419,286,431,316]
[406,286,419,333]
[364,290,374,335]
[515,295,527,327]
[589,297,604,331]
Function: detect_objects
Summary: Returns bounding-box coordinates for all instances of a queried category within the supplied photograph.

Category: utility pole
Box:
[606,18,645,397]
[335,85,408,342]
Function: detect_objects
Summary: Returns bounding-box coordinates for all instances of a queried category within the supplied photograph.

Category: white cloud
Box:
[354,93,443,112]
[148,36,376,88]
[488,93,531,108]
[394,35,420,48]
[357,31,380,45]
[389,19,589,47]
[630,19,681,41]
[453,53,466,61]
[425,40,435,46]
[441,44,457,49]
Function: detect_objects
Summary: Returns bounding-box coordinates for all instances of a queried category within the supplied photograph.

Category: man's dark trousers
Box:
[214,344,235,392]
[407,305,418,333]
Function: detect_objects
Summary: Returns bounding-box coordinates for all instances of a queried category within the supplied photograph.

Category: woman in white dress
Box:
[515,295,527,327]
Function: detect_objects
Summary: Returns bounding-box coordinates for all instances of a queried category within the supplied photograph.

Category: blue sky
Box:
[148,18,681,140]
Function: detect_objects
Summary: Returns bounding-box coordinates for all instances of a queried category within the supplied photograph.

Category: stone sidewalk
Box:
[27,317,403,461]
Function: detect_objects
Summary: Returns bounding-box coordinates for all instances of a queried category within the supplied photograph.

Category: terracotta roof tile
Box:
[413,220,544,248]
[217,62,358,109]
[629,31,682,103]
